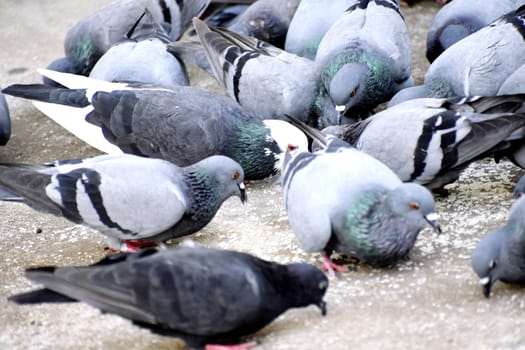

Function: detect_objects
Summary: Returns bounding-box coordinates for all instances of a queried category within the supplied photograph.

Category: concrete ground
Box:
[1,1,525,349]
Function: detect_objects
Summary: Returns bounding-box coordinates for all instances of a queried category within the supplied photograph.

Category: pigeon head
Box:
[262,120,308,173]
[328,62,368,114]
[513,174,525,199]
[285,263,329,316]
[194,155,247,204]
[387,183,441,234]
[471,230,502,298]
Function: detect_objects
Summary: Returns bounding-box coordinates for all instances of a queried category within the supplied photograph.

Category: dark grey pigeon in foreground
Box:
[3,70,307,180]
[88,1,211,87]
[285,0,357,59]
[0,154,246,251]
[315,0,413,119]
[391,5,525,105]
[321,95,525,191]
[8,245,328,349]
[0,90,11,145]
[426,0,525,62]
[227,0,300,48]
[281,119,441,272]
[472,196,525,298]
[190,18,339,128]
[44,0,204,84]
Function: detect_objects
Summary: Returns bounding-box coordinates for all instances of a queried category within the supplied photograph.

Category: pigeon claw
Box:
[205,341,257,350]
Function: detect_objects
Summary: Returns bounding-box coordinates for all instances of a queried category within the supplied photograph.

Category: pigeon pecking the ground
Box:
[471,195,525,298]
[44,0,200,84]
[280,116,441,273]
[0,89,11,145]
[285,0,358,60]
[321,95,525,192]
[315,0,413,120]
[190,18,340,128]
[88,0,211,88]
[8,245,329,350]
[391,5,525,105]
[226,0,301,48]
[3,69,308,180]
[0,154,246,252]
[426,0,525,62]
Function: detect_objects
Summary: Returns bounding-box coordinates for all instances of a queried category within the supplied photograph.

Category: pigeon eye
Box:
[287,144,298,152]
[350,88,357,97]
[232,171,240,180]
[409,203,419,210]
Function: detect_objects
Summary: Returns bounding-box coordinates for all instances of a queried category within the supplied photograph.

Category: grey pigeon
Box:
[321,95,525,191]
[315,0,413,119]
[0,90,11,145]
[190,18,340,128]
[227,0,301,48]
[0,154,246,251]
[391,5,525,105]
[471,195,525,297]
[285,0,358,59]
[281,118,441,270]
[426,0,525,62]
[44,0,206,83]
[3,70,308,180]
[8,245,328,349]
[88,1,211,87]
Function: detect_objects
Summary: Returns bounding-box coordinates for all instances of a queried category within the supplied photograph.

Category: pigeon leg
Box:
[320,253,348,276]
[205,341,257,350]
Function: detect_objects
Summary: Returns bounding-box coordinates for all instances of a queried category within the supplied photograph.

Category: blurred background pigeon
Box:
[0,89,11,145]
[426,0,525,62]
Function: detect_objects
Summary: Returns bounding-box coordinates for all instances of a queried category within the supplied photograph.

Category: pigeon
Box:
[315,0,413,119]
[88,1,211,87]
[8,245,328,349]
[0,90,11,145]
[281,117,441,271]
[190,18,340,128]
[0,154,246,251]
[227,0,301,48]
[426,0,525,62]
[320,95,525,191]
[471,195,525,298]
[391,5,525,105]
[3,69,308,180]
[284,0,358,59]
[44,0,207,84]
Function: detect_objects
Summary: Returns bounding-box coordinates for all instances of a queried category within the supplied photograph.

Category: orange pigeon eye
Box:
[232,171,240,180]
[350,89,357,97]
[409,203,419,210]
[287,144,298,152]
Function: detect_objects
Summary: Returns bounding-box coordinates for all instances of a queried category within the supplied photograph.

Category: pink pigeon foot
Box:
[321,253,348,276]
[124,240,158,253]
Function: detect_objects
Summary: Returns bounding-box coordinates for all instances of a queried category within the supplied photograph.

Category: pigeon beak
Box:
[479,276,492,298]
[335,105,346,125]
[238,182,247,203]
[424,212,442,234]
[317,300,327,316]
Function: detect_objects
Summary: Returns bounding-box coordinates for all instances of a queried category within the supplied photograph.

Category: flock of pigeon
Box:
[2,0,525,348]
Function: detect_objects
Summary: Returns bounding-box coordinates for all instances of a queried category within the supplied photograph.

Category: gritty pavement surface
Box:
[1,1,525,349]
